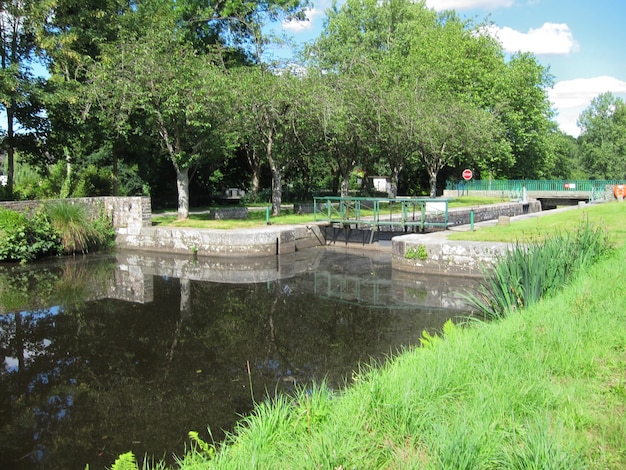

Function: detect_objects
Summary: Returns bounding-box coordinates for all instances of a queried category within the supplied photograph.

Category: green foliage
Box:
[419,319,456,349]
[578,92,626,179]
[110,451,138,470]
[188,431,216,460]
[46,201,115,255]
[73,164,114,197]
[466,220,611,320]
[0,207,62,262]
[405,244,428,260]
[11,161,48,200]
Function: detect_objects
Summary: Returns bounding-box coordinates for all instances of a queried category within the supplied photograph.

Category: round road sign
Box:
[462,169,473,181]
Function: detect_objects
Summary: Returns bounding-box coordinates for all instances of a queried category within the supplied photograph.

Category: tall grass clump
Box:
[467,220,611,320]
[46,202,115,255]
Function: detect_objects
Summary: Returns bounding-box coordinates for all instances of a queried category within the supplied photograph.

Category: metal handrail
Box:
[313,196,449,231]
[447,179,626,192]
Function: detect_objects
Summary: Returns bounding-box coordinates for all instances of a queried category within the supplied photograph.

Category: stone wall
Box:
[0,196,152,236]
[445,201,541,227]
[209,207,248,220]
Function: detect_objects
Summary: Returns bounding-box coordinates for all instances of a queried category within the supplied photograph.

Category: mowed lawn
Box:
[448,201,626,247]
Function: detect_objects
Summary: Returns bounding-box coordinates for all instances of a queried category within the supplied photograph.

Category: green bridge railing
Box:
[313,196,449,232]
[447,180,626,202]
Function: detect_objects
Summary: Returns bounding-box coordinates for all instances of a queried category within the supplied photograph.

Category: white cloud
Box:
[549,76,626,136]
[426,0,514,11]
[486,22,578,55]
[282,8,324,32]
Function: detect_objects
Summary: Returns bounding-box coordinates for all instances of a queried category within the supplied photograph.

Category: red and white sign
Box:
[462,169,473,181]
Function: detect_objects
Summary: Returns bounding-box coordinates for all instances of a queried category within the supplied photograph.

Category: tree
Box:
[494,53,555,179]
[86,9,233,219]
[578,92,626,179]
[35,0,137,196]
[412,93,506,197]
[234,67,307,215]
[307,0,517,196]
[0,0,48,198]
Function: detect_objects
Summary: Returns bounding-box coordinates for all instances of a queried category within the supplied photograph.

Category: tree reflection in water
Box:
[0,248,477,469]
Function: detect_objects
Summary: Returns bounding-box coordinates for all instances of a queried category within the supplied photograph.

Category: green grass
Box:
[466,221,611,320]
[47,201,115,254]
[152,197,506,229]
[167,246,626,469]
[449,201,626,247]
[447,196,508,208]
[151,208,316,229]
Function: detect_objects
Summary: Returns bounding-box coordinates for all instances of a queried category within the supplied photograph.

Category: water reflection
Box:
[0,248,478,469]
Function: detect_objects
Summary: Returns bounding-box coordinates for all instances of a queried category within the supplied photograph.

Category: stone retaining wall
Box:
[0,196,151,236]
[446,201,541,227]
[209,207,248,220]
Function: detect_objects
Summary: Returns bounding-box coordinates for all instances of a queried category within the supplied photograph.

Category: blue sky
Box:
[280,0,626,137]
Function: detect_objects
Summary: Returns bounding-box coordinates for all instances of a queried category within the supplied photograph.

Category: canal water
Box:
[0,247,478,469]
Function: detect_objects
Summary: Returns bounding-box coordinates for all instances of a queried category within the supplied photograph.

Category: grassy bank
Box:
[449,201,626,247]
[158,245,625,469]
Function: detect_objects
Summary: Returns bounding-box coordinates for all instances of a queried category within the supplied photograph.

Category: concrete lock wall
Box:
[115,223,328,257]
[392,237,511,277]
[445,201,541,227]
[391,202,541,276]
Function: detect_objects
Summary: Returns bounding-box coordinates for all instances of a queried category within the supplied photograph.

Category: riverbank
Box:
[172,244,626,469]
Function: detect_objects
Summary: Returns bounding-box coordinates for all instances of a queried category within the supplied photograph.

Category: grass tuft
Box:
[47,201,115,254]
[465,220,611,320]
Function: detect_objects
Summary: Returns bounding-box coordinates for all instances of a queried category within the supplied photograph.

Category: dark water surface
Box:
[0,247,478,469]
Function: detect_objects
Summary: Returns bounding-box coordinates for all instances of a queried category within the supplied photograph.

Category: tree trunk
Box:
[270,166,282,216]
[245,144,261,199]
[428,168,438,198]
[390,165,402,198]
[340,173,350,198]
[176,166,190,220]
[6,112,14,198]
[265,126,282,216]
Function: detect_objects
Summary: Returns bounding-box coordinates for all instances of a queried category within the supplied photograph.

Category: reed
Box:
[466,220,611,320]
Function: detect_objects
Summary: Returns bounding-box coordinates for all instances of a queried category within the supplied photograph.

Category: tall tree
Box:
[308,0,515,196]
[494,53,555,179]
[234,67,306,215]
[86,7,234,219]
[35,0,139,197]
[0,0,48,198]
[578,92,626,179]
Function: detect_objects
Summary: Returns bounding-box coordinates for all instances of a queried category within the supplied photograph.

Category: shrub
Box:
[46,202,115,255]
[0,207,62,263]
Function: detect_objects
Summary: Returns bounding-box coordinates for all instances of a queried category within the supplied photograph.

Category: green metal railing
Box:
[447,179,626,202]
[447,179,626,192]
[313,196,449,231]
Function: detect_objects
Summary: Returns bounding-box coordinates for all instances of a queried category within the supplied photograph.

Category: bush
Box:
[46,202,116,254]
[0,208,62,263]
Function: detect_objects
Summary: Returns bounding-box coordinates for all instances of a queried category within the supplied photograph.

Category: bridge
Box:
[313,196,449,243]
[445,180,626,209]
